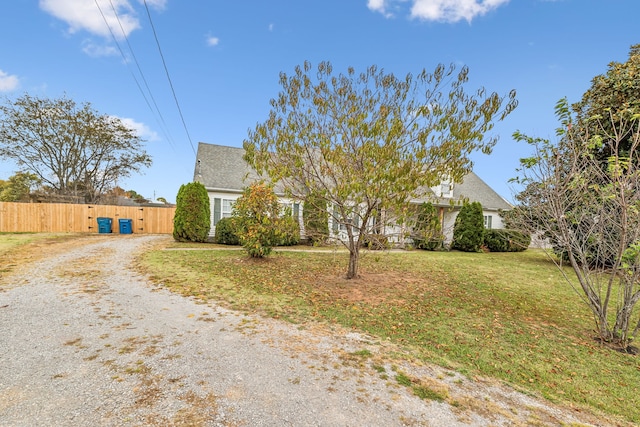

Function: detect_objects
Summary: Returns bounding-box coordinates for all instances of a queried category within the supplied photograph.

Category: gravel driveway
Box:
[0,235,617,426]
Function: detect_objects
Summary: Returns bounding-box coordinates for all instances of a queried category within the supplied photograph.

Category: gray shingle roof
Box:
[428,172,512,211]
[193,143,267,193]
[193,142,511,210]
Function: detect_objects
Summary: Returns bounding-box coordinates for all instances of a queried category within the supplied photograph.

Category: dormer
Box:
[431,176,454,198]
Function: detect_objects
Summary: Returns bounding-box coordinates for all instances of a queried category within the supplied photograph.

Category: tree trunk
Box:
[347,245,360,279]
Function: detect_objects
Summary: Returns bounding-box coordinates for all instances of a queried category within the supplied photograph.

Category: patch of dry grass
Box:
[138,246,640,425]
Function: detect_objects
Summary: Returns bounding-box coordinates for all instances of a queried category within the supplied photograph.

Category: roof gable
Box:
[194,143,259,193]
[428,172,512,211]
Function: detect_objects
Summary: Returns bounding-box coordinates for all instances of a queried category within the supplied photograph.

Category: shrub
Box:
[303,192,329,245]
[278,210,301,246]
[215,217,240,245]
[173,182,211,243]
[452,202,485,252]
[233,183,281,258]
[412,202,444,251]
[483,229,531,252]
[361,233,390,250]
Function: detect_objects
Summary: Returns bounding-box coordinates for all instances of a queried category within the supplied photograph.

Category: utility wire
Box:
[107,0,178,151]
[143,0,197,157]
[94,0,177,151]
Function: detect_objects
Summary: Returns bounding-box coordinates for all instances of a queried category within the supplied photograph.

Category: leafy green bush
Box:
[233,183,281,257]
[452,202,485,252]
[215,217,240,245]
[483,229,531,252]
[278,211,300,246]
[173,182,211,243]
[412,202,444,251]
[303,192,329,245]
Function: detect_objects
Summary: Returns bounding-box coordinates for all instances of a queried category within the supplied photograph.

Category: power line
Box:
[143,0,197,157]
[93,0,178,151]
[106,0,178,151]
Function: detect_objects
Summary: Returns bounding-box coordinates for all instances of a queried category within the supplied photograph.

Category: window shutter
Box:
[332,205,339,233]
[214,198,221,225]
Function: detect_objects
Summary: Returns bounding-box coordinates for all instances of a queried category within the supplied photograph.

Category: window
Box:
[484,215,492,229]
[281,202,300,221]
[222,199,234,218]
[332,205,360,233]
[440,183,451,195]
[213,197,235,225]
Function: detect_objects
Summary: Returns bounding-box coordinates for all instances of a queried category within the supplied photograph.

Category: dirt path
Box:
[0,235,621,426]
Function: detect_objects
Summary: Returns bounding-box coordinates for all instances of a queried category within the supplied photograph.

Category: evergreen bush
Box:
[278,209,301,246]
[483,229,531,252]
[452,202,485,252]
[214,217,240,245]
[412,202,444,251]
[361,233,390,250]
[303,192,329,245]
[173,182,211,243]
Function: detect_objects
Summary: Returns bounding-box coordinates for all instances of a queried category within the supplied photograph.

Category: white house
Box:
[193,142,512,243]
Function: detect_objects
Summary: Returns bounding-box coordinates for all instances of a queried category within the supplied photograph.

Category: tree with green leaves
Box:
[244,61,517,278]
[572,44,640,164]
[0,171,41,202]
[232,182,282,258]
[511,98,640,351]
[452,201,485,252]
[0,94,151,203]
[173,182,211,243]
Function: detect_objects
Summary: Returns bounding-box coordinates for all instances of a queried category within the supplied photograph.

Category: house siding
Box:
[194,142,512,245]
[205,190,303,238]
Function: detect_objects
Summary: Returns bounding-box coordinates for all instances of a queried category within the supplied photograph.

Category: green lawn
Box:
[139,245,640,424]
[0,232,42,254]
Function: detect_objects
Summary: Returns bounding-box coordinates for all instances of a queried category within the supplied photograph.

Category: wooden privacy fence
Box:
[0,202,176,234]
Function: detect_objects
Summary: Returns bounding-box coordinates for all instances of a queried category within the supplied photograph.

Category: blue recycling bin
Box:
[119,218,133,234]
[97,217,112,233]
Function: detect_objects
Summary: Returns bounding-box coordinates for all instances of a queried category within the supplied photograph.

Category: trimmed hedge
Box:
[483,229,531,252]
[215,217,240,245]
[173,182,211,243]
[452,202,485,252]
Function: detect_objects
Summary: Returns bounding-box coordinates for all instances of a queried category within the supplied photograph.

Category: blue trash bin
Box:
[97,217,112,233]
[119,218,133,234]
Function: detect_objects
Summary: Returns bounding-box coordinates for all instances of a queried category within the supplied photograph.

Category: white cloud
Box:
[117,117,160,141]
[368,0,510,23]
[140,0,167,9]
[82,39,118,57]
[39,0,167,40]
[367,0,395,17]
[367,0,387,12]
[206,35,220,47]
[0,69,20,92]
[268,23,274,32]
[39,0,139,39]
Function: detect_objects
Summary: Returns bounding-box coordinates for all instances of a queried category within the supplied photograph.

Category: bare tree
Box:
[512,99,640,351]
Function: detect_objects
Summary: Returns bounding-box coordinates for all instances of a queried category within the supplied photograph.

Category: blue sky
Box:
[0,0,638,203]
